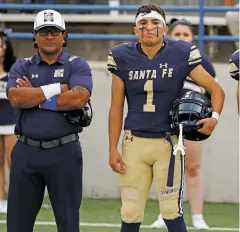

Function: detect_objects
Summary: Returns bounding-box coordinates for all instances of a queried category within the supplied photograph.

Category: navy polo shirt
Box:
[7,51,93,141]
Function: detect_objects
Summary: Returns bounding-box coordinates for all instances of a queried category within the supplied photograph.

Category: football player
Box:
[107,4,225,232]
[229,49,239,113]
[151,18,217,230]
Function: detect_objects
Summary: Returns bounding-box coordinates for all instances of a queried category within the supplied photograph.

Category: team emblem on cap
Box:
[44,12,54,22]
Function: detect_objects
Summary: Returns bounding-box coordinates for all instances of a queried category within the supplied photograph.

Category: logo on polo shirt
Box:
[54,69,64,78]
[31,74,38,78]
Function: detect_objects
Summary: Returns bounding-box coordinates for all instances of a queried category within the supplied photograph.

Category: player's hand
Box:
[61,84,69,93]
[196,117,218,135]
[109,149,125,174]
[16,76,33,88]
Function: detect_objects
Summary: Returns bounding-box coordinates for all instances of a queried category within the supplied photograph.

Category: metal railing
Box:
[0,1,239,53]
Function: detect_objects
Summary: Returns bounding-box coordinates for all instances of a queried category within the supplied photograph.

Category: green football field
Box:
[0,198,239,232]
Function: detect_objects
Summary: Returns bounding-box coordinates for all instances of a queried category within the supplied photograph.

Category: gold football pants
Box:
[119,130,185,223]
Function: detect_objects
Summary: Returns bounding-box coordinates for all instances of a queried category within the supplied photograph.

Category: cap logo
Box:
[44,12,54,22]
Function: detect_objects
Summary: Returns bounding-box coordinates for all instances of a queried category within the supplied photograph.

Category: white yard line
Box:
[0,220,239,231]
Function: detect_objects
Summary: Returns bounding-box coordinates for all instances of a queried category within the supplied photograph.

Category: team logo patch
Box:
[160,185,179,196]
[54,69,64,78]
[44,12,54,22]
[31,74,38,78]
[125,135,133,142]
[159,63,168,68]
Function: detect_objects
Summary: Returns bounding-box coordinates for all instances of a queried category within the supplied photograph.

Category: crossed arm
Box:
[8,76,90,111]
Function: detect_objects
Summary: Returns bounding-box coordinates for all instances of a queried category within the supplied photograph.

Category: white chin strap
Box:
[173,124,186,156]
[135,10,166,26]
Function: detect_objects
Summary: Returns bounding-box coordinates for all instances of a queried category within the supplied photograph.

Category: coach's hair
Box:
[135,4,166,21]
[0,31,16,72]
[168,18,193,35]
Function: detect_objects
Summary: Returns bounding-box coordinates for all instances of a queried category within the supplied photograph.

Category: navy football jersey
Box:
[182,53,216,98]
[0,73,17,125]
[107,40,202,137]
[229,49,239,80]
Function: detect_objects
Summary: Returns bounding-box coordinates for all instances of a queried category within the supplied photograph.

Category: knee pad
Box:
[121,203,143,223]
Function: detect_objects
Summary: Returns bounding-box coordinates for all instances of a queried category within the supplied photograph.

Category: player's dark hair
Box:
[135,4,166,21]
[0,31,16,72]
[169,18,193,35]
[33,31,68,48]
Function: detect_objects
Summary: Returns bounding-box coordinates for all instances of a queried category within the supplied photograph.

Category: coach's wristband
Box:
[39,96,58,111]
[40,83,61,100]
[211,112,220,121]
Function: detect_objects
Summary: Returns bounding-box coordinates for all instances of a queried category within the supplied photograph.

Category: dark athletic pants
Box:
[7,140,83,232]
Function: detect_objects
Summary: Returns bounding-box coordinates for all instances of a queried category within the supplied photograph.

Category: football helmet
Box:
[63,100,93,128]
[171,91,212,141]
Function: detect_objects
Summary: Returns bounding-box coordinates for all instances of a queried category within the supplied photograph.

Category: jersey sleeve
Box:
[7,59,25,92]
[188,45,202,73]
[69,57,93,94]
[229,50,239,81]
[107,49,121,78]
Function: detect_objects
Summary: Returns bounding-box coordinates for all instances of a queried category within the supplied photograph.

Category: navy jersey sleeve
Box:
[7,59,25,91]
[107,49,121,78]
[201,54,216,78]
[69,57,93,94]
[187,44,202,73]
[229,50,239,81]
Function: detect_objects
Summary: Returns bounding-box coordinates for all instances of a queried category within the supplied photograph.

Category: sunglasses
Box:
[37,27,63,37]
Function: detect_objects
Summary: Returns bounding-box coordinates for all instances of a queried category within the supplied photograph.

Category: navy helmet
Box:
[171,91,212,141]
[63,100,93,128]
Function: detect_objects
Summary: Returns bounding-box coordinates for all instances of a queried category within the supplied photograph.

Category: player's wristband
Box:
[39,96,58,111]
[211,112,220,121]
[40,83,61,100]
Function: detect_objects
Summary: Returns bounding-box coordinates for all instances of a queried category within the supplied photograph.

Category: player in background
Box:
[107,4,224,232]
[229,49,239,113]
[151,18,218,230]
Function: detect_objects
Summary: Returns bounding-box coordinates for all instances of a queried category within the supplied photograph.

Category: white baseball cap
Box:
[34,9,65,31]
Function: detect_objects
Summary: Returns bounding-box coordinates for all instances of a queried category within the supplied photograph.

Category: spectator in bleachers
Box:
[0,31,17,214]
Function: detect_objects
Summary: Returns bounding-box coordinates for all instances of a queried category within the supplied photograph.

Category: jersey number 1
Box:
[143,80,155,112]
